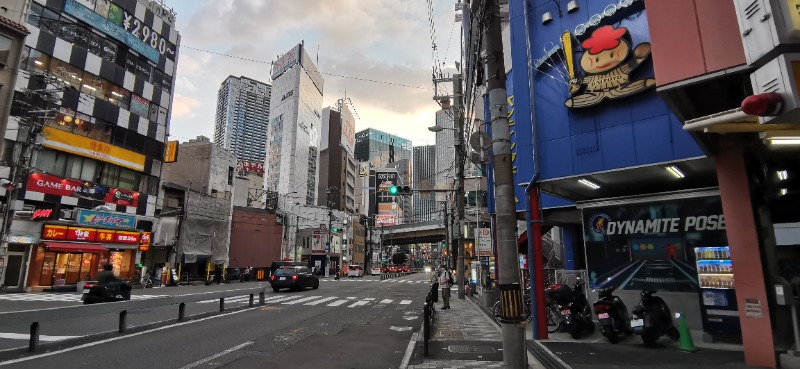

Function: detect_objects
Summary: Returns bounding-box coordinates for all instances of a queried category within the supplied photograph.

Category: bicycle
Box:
[493,294,532,325]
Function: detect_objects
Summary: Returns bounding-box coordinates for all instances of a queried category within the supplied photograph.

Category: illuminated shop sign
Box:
[27,172,140,208]
[76,209,136,229]
[42,224,141,244]
[42,127,145,172]
[6,235,36,244]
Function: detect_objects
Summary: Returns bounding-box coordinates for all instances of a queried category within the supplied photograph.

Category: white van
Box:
[347,265,364,278]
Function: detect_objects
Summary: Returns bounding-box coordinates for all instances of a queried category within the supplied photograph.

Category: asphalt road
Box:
[0,273,430,369]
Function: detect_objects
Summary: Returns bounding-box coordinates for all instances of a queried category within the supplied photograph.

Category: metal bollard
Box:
[178,302,186,321]
[259,291,265,304]
[423,302,430,356]
[119,310,128,333]
[220,298,225,312]
[29,322,39,352]
[249,294,254,307]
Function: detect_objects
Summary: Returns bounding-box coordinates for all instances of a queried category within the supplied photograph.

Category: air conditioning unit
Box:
[12,211,32,220]
[749,53,800,123]
[734,0,800,67]
[59,209,74,220]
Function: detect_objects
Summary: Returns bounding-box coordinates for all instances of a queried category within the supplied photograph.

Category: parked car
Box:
[371,267,382,275]
[270,266,319,292]
[348,265,364,278]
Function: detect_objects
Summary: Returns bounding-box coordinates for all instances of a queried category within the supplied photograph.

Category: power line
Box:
[180,45,430,90]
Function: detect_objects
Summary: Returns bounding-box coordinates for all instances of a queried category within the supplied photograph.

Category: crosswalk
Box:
[320,279,429,284]
[197,294,415,308]
[0,293,168,302]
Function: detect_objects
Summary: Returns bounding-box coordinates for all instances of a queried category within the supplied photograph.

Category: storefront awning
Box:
[43,242,107,253]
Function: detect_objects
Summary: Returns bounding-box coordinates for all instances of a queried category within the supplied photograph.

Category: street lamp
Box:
[427,126,457,133]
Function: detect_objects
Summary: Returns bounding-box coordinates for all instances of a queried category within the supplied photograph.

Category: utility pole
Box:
[454,74,466,300]
[481,0,526,367]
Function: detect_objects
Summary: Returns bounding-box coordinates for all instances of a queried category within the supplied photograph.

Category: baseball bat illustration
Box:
[561,31,579,94]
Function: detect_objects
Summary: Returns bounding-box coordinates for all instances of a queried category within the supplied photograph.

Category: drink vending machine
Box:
[695,246,741,337]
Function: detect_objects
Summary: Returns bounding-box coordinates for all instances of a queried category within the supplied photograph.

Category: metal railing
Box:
[0,285,270,352]
[422,289,436,356]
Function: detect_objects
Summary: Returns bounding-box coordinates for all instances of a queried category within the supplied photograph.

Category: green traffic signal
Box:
[389,185,398,195]
[332,227,338,232]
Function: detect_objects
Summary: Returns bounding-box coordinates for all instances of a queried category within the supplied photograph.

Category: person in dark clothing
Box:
[97,263,118,285]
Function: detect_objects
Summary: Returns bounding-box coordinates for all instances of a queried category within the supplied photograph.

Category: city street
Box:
[0,273,429,368]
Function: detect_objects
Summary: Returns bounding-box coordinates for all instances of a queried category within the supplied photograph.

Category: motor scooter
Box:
[593,286,631,343]
[82,281,132,304]
[630,290,680,346]
[552,279,594,339]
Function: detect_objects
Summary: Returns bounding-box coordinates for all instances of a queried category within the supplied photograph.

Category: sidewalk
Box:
[405,291,535,369]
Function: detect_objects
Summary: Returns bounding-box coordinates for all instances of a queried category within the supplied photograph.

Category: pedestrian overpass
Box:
[375,220,446,245]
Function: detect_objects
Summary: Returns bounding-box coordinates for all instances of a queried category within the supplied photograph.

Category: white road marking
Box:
[178,341,253,369]
[304,296,338,305]
[0,333,79,342]
[364,298,376,301]
[0,307,259,366]
[390,326,412,331]
[346,296,357,299]
[400,300,412,305]
[348,300,370,308]
[379,299,393,304]
[282,296,323,305]
[327,300,349,307]
[265,295,304,304]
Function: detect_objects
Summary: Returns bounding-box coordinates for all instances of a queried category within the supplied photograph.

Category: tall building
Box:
[354,128,412,170]
[213,75,271,167]
[264,43,324,205]
[2,0,180,291]
[317,102,357,213]
[413,145,437,222]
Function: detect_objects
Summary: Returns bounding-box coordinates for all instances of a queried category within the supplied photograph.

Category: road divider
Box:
[0,284,271,353]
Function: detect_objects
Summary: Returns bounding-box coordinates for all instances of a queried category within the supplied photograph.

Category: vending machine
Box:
[695,246,741,337]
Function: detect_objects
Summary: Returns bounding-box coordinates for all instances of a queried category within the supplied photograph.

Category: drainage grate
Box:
[437,330,466,339]
[527,341,570,369]
[448,345,497,354]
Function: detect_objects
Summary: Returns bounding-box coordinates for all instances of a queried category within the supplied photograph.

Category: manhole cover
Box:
[448,345,497,354]
[438,330,465,339]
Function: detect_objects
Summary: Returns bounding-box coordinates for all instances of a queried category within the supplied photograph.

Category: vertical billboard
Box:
[582,196,726,293]
[375,170,398,226]
[340,103,356,156]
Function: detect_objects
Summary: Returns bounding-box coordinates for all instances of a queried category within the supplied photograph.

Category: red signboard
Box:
[66,227,97,242]
[32,208,55,220]
[42,225,68,240]
[114,231,140,244]
[96,229,116,242]
[138,245,150,251]
[26,172,140,207]
[140,232,151,245]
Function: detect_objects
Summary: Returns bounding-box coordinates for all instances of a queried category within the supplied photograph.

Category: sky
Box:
[161,0,463,147]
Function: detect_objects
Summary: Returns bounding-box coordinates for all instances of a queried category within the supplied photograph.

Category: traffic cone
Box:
[676,313,696,352]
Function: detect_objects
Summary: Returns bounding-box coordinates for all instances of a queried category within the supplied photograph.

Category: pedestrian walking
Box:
[438,266,453,310]
[429,267,439,303]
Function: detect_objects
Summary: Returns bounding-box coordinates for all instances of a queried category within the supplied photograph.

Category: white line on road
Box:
[304,296,337,305]
[265,295,303,304]
[364,298,375,301]
[346,296,357,299]
[282,296,322,305]
[0,307,259,366]
[327,300,349,307]
[379,299,393,304]
[0,333,79,342]
[178,341,253,369]
[348,300,370,308]
[399,300,412,305]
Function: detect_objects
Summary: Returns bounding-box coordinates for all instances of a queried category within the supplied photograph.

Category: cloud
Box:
[166,0,460,145]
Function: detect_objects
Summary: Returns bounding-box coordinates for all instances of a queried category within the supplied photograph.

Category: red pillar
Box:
[715,140,776,368]
[529,186,548,339]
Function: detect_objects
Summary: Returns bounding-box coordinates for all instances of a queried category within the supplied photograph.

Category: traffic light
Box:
[389,185,412,195]
[332,227,338,233]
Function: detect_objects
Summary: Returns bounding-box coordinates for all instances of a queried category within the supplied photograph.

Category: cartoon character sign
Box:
[563,25,655,109]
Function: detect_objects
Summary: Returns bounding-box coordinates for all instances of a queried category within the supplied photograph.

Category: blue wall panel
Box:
[571,132,603,174]
[670,114,704,158]
[595,100,634,130]
[633,115,673,165]
[540,137,573,179]
[601,124,637,169]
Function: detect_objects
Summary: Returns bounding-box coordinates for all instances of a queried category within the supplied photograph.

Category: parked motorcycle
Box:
[82,282,132,304]
[593,286,631,343]
[546,280,594,339]
[630,290,680,346]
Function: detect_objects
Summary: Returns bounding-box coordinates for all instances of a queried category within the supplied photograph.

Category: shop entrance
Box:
[41,252,95,286]
[4,253,25,289]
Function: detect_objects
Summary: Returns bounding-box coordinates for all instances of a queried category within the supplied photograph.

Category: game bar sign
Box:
[27,172,140,207]
[42,224,141,244]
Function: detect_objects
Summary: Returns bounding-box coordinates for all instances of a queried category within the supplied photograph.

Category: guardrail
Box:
[0,285,270,352]
[422,289,435,356]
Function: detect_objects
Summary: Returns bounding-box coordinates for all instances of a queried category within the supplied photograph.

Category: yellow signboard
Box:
[789,0,800,36]
[164,140,179,163]
[42,127,146,172]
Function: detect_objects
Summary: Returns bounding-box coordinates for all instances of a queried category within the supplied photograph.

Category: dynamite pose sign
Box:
[562,25,655,109]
